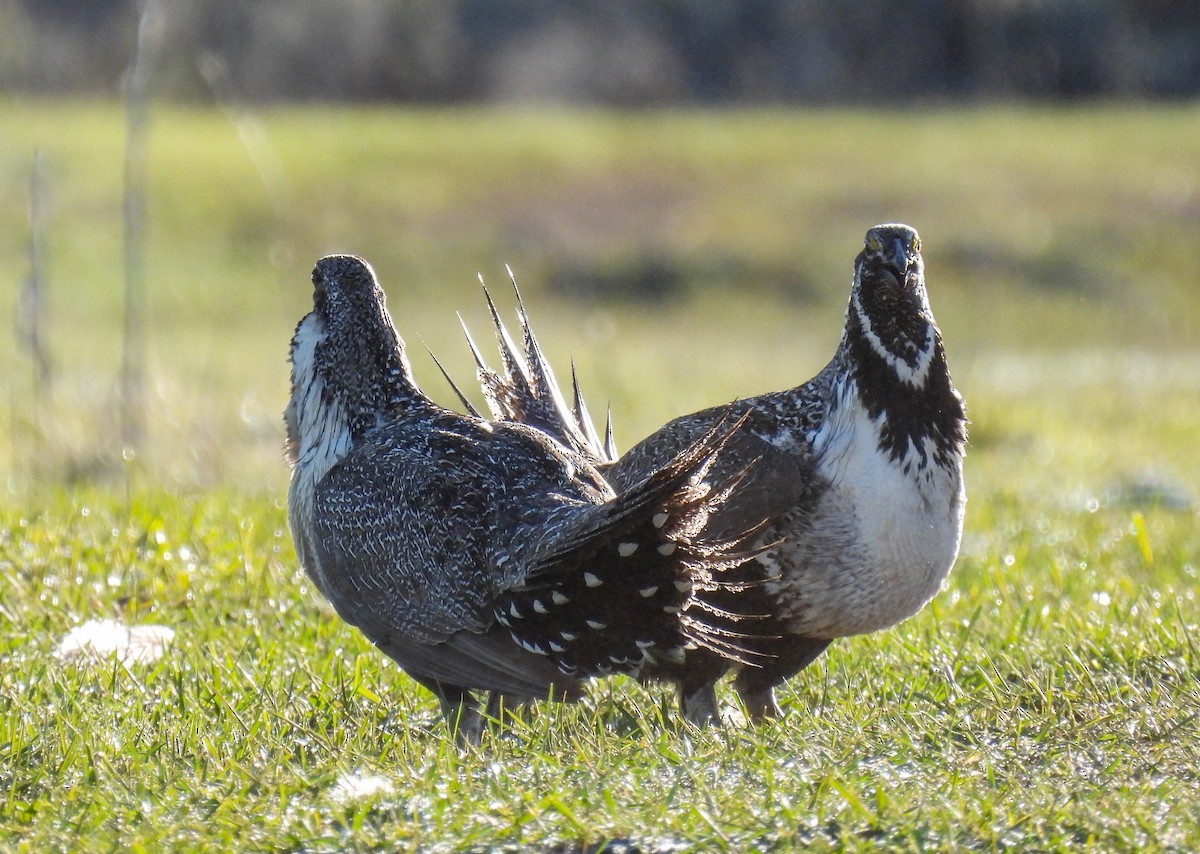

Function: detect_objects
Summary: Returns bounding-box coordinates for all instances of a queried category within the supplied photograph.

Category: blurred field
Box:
[1,101,1198,491]
[1,102,1198,849]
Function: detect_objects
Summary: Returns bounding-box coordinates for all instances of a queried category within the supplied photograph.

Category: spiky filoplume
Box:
[459,225,967,723]
[284,255,762,742]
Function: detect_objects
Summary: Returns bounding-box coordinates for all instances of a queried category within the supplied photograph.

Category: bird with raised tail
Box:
[284,255,761,742]
[459,224,968,724]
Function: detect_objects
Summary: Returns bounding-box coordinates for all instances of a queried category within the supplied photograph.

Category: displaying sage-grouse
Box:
[459,224,967,724]
[285,255,761,742]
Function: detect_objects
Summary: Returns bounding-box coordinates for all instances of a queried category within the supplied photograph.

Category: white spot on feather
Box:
[515,637,545,655]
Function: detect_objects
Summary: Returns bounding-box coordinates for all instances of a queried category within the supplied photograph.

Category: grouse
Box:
[459,225,967,724]
[284,255,760,742]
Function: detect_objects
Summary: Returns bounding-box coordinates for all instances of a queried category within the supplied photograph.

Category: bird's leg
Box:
[484,690,505,722]
[732,637,832,723]
[483,691,531,733]
[679,679,720,727]
[412,676,484,746]
[443,694,485,746]
[735,684,782,722]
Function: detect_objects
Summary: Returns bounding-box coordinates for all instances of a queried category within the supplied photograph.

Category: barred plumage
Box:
[284,255,762,743]
[457,225,967,724]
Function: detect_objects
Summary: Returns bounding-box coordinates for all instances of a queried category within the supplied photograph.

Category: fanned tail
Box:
[494,410,773,678]
[454,273,616,464]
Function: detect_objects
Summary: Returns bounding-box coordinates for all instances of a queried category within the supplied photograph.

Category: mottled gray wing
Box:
[612,400,819,540]
[308,436,566,696]
[311,443,493,642]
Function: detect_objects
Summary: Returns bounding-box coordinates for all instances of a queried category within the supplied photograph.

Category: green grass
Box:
[1,102,1199,850]
[3,483,1197,850]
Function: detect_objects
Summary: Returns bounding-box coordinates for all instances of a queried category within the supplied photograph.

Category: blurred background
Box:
[6,0,1200,102]
[1,0,1198,504]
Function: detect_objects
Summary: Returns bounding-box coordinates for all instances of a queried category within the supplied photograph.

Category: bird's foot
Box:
[735,686,783,723]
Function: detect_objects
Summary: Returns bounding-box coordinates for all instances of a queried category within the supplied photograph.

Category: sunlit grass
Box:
[2,485,1196,850]
[0,102,1198,849]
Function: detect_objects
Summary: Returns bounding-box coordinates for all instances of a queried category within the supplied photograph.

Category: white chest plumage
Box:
[286,316,354,600]
[287,319,353,481]
[768,379,965,638]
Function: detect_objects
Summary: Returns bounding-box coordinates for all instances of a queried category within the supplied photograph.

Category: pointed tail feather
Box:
[569,358,613,463]
[509,275,607,457]
[422,338,483,419]
[455,275,615,465]
[603,405,618,462]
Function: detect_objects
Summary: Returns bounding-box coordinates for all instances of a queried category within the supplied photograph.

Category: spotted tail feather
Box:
[494,411,770,678]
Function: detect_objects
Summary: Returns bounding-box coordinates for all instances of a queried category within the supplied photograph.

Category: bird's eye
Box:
[912,236,922,253]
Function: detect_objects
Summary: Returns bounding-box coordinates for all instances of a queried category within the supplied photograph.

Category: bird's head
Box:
[859,224,923,292]
[307,254,399,344]
[286,255,421,463]
[847,224,939,385]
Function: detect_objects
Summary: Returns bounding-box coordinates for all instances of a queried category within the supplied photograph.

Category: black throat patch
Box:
[844,267,966,468]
